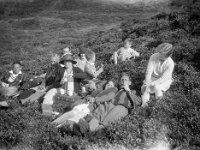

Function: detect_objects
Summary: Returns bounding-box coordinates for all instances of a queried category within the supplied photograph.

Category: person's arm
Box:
[144,55,154,85]
[73,67,88,79]
[151,60,174,85]
[130,49,140,58]
[84,64,103,78]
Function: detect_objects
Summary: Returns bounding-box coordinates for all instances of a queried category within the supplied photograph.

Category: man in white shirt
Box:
[141,43,175,107]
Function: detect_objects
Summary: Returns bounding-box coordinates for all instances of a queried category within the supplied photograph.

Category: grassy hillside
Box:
[0,0,200,149]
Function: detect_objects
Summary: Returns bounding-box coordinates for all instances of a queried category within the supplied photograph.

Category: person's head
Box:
[64,61,73,71]
[85,80,96,92]
[50,54,60,65]
[156,43,173,62]
[13,61,23,74]
[62,47,71,55]
[86,51,95,63]
[78,48,87,60]
[104,80,115,90]
[124,38,132,49]
[60,54,76,70]
[120,73,131,88]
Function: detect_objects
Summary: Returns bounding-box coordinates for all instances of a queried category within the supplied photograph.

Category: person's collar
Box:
[9,70,22,75]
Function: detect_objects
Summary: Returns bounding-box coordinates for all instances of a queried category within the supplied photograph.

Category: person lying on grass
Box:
[51,80,117,129]
[111,38,140,65]
[18,54,63,104]
[0,61,30,106]
[84,50,104,80]
[141,43,175,107]
[79,73,141,132]
[42,54,88,116]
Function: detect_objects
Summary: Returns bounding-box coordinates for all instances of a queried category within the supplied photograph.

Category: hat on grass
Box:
[60,54,77,64]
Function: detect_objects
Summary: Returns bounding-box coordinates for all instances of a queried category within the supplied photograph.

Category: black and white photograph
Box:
[0,0,200,149]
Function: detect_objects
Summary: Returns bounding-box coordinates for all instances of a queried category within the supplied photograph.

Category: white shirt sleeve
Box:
[130,48,140,57]
[144,54,155,84]
[152,58,174,85]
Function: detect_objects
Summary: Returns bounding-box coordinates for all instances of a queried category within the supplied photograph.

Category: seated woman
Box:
[0,61,29,106]
[51,80,117,128]
[18,54,62,104]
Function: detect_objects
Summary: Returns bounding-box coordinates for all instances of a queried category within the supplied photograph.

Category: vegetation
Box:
[0,0,200,149]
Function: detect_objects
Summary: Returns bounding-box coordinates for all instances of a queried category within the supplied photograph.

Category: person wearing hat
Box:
[42,54,88,116]
[141,43,175,107]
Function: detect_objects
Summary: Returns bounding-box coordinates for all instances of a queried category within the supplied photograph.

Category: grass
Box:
[0,0,200,149]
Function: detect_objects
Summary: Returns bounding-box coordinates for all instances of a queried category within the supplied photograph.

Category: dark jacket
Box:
[1,70,29,88]
[48,66,88,94]
[45,63,62,87]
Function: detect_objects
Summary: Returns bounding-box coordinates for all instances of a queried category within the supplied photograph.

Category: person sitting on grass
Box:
[18,54,63,104]
[42,54,88,116]
[74,48,87,72]
[141,43,175,107]
[111,38,140,65]
[0,61,29,106]
[84,50,104,80]
[51,80,117,129]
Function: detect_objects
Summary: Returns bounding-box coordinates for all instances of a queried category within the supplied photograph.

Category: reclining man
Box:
[42,54,88,116]
[141,43,175,107]
[85,73,141,132]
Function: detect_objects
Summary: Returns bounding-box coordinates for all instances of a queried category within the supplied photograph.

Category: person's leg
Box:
[42,88,58,116]
[89,102,114,132]
[101,105,128,126]
[154,80,172,100]
[52,109,77,127]
[141,85,151,107]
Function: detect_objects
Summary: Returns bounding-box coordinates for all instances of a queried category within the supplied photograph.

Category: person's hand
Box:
[123,85,131,92]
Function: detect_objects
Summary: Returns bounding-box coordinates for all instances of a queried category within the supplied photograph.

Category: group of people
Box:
[0,38,175,133]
